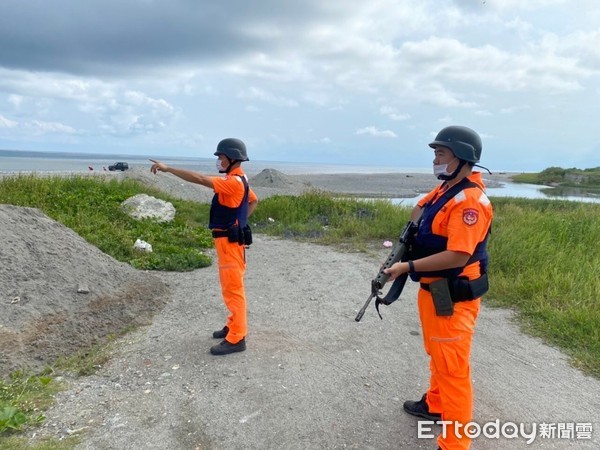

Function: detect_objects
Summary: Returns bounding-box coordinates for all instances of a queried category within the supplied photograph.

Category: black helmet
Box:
[429,126,482,163]
[214,138,249,161]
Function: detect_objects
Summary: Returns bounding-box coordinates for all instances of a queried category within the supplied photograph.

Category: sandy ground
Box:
[1,168,598,449]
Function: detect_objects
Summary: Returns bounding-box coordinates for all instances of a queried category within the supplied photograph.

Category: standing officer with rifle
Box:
[150,138,258,356]
[383,126,493,450]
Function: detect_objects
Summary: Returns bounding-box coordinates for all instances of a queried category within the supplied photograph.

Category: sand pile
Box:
[249,168,304,189]
[0,204,169,377]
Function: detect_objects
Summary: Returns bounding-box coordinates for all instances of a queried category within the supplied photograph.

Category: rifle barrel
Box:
[355,292,376,322]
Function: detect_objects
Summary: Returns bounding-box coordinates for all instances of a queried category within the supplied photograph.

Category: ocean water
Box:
[1,149,598,204]
[0,149,427,176]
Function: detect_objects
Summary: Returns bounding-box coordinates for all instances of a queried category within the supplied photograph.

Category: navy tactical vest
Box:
[208,175,249,230]
[409,177,490,282]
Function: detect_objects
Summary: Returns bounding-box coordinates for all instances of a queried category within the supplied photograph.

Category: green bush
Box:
[0,175,213,271]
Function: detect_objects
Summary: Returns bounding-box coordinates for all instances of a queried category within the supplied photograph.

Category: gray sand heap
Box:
[0,204,168,377]
[249,168,299,188]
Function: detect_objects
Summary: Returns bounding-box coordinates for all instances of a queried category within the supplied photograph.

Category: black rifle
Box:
[355,220,419,322]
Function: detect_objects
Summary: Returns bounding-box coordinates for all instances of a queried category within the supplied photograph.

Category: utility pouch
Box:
[227,226,241,244]
[241,224,253,246]
[227,225,253,246]
[451,273,489,302]
[429,279,454,316]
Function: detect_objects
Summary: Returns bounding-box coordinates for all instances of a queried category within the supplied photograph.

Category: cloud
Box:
[0,0,598,170]
[238,87,299,108]
[355,126,397,138]
[380,106,411,121]
[0,115,18,129]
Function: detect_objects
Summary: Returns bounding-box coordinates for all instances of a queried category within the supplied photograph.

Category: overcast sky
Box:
[1,0,599,172]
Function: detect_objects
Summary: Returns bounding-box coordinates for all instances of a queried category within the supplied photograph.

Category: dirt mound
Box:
[0,204,169,377]
[249,168,301,188]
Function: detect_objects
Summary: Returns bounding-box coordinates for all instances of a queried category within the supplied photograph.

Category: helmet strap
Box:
[474,164,492,175]
[224,157,241,174]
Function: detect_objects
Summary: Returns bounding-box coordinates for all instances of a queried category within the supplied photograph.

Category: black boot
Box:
[403,394,442,421]
[212,326,229,339]
[210,338,246,355]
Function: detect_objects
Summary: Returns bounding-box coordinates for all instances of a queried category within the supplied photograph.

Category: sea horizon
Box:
[2,148,599,204]
[0,148,432,176]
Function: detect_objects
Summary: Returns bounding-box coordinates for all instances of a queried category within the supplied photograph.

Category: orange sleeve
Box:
[248,188,258,203]
[211,175,245,208]
[446,189,492,256]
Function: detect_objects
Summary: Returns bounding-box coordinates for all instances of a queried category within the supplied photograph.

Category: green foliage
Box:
[538,166,567,183]
[0,370,60,435]
[512,166,600,189]
[487,198,600,376]
[251,189,410,245]
[0,174,212,271]
[0,435,79,449]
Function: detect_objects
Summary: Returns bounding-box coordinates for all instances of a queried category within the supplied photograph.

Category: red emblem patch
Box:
[463,208,479,226]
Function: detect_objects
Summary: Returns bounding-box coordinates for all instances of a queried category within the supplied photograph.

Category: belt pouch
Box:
[227,226,240,243]
[429,279,454,316]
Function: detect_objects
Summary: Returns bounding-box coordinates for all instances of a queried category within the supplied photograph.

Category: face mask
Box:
[216,160,226,173]
[433,163,451,177]
[433,157,457,179]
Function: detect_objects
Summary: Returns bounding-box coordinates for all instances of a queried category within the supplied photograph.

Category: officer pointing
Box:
[150,138,258,355]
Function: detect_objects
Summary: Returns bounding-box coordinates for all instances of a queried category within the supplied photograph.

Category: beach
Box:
[121,166,514,204]
[4,168,598,449]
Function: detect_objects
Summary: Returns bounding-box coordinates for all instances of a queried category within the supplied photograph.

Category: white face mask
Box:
[216,160,226,173]
[433,163,450,177]
[433,157,457,178]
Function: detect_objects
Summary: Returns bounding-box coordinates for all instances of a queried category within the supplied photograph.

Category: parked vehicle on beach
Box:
[108,162,129,171]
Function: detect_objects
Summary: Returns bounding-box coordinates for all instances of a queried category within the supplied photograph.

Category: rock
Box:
[121,194,175,223]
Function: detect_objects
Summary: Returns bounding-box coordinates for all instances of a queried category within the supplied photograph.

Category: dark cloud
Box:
[0,0,330,76]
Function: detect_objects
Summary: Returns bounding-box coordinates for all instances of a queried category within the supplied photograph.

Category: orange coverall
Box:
[211,167,257,345]
[415,172,493,450]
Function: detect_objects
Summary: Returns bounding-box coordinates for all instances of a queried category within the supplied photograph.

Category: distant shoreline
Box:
[0,167,514,203]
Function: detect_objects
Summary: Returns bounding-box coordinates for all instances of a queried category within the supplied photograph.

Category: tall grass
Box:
[0,174,213,271]
[252,191,600,378]
[250,190,410,250]
[487,198,600,375]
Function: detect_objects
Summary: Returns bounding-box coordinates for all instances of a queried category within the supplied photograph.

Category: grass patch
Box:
[512,166,600,189]
[253,191,600,378]
[0,174,213,271]
[251,190,410,251]
[0,369,66,448]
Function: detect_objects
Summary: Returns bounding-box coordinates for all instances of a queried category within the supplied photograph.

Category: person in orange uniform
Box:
[150,138,258,356]
[384,126,493,450]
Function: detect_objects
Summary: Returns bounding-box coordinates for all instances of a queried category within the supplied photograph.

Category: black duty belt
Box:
[420,273,489,303]
[211,230,229,238]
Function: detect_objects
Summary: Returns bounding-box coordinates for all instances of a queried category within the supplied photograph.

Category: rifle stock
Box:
[355,220,418,322]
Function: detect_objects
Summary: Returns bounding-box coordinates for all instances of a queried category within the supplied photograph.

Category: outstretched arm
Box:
[150,159,214,189]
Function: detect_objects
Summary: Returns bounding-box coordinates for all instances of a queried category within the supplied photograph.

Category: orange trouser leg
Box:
[215,238,247,344]
[417,288,480,450]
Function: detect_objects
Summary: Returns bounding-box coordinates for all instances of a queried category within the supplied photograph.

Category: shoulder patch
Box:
[463,208,479,226]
